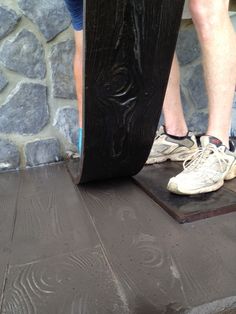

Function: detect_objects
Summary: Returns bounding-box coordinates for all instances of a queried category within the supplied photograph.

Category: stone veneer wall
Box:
[0,0,77,171]
[0,2,236,171]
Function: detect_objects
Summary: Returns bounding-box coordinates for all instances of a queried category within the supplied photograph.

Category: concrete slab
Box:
[2,246,127,314]
[80,178,236,313]
[9,164,98,265]
[1,163,236,313]
[0,171,20,308]
[0,164,129,313]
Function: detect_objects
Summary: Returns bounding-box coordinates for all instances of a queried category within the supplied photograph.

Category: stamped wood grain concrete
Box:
[2,246,128,314]
[80,178,236,313]
[1,164,236,313]
[9,164,99,264]
[0,171,21,309]
[0,165,128,314]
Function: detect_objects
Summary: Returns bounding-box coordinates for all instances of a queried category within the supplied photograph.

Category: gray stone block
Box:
[0,29,46,79]
[180,88,193,117]
[0,83,49,135]
[233,93,236,109]
[231,13,236,31]
[231,108,236,137]
[0,139,20,170]
[187,64,208,110]
[187,111,208,135]
[176,26,201,65]
[0,71,8,92]
[25,138,61,167]
[53,107,78,145]
[50,40,76,99]
[17,0,71,41]
[0,6,21,40]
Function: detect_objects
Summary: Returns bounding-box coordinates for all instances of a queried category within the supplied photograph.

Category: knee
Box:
[189,0,229,33]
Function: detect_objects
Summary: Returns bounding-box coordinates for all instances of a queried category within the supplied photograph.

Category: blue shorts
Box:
[64,0,83,31]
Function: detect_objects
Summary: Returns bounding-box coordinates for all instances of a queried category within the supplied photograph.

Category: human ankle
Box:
[205,132,229,149]
[165,126,188,137]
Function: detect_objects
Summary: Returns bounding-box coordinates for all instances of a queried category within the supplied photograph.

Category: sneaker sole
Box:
[167,161,236,195]
[167,179,224,195]
[225,160,236,180]
[146,149,197,165]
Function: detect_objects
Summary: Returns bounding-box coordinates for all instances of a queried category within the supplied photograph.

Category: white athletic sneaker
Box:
[167,136,236,195]
[146,126,198,164]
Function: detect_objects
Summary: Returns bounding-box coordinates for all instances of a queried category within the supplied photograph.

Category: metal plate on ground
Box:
[134,162,236,223]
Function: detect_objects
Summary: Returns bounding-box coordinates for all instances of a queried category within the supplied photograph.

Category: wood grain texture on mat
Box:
[73,0,184,183]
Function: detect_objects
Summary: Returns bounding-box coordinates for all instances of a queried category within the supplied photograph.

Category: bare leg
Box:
[147,54,198,165]
[163,53,188,136]
[190,0,236,146]
[74,30,83,129]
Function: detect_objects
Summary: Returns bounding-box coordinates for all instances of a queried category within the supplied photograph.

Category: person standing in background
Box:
[64,0,83,155]
[65,0,236,195]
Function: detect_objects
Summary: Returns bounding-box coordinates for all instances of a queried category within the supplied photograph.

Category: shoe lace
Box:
[183,144,228,172]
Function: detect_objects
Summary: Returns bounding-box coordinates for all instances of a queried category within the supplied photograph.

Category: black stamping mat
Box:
[69,0,185,183]
[134,162,236,223]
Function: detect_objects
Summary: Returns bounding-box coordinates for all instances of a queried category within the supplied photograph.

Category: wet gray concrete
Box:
[0,163,236,313]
